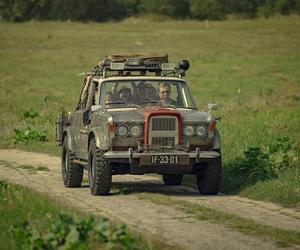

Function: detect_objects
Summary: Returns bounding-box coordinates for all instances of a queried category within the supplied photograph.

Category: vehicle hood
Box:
[106,107,215,124]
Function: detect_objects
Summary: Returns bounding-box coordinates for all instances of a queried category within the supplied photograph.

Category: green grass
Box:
[240,169,300,209]
[0,16,299,207]
[137,192,300,248]
[0,178,169,250]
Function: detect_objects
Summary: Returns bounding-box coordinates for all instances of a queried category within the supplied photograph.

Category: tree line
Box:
[0,0,299,22]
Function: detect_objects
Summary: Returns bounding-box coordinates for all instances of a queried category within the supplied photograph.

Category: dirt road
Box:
[0,149,299,250]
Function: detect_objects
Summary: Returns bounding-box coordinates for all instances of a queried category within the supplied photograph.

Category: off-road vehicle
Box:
[56,54,221,195]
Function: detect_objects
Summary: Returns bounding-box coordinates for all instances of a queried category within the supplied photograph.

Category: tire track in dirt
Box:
[0,149,299,250]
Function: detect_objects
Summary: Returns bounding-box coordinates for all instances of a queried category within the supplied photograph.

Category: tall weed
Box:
[13,128,46,143]
[223,137,299,192]
[10,213,141,250]
[13,110,47,144]
[22,109,39,119]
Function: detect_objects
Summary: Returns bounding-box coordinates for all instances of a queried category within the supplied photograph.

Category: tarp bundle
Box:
[104,54,168,63]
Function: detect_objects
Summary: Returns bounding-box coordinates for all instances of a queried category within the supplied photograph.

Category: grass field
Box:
[0,16,299,207]
[0,179,156,250]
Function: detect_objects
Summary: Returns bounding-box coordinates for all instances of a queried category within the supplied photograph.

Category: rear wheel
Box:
[162,174,183,186]
[61,136,83,187]
[197,157,222,195]
[88,139,112,195]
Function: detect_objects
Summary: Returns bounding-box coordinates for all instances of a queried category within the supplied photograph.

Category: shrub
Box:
[190,0,225,20]
[13,109,48,143]
[257,0,277,18]
[10,213,141,250]
[13,128,46,143]
[22,109,39,119]
[229,137,299,184]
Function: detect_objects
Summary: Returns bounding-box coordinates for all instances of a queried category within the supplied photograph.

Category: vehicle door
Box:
[79,80,100,158]
[73,79,98,159]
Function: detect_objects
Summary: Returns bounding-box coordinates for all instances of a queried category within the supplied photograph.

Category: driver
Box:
[158,83,177,106]
[118,87,133,103]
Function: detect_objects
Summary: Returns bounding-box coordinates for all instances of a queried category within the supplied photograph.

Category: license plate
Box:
[151,155,179,165]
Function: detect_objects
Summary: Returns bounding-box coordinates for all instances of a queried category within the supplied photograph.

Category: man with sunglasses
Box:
[158,82,177,106]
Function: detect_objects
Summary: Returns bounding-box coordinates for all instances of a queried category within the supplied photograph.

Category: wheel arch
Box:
[88,127,109,151]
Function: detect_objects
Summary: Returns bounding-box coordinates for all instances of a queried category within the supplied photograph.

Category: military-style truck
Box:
[56,54,221,195]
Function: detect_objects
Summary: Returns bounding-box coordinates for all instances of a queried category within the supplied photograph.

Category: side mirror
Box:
[91,105,101,112]
[208,103,218,113]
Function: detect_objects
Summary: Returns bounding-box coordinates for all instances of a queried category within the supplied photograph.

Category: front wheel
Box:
[61,136,83,187]
[88,139,112,195]
[197,157,222,195]
[162,174,183,186]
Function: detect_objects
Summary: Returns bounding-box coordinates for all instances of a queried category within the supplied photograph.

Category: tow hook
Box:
[129,147,133,163]
[196,147,200,163]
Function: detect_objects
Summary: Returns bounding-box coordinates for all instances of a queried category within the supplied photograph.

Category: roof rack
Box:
[86,54,187,78]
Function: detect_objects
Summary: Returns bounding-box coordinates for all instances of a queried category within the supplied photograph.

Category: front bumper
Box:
[104,147,220,164]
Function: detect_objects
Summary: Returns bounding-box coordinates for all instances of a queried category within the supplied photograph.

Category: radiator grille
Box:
[149,115,179,146]
[152,117,176,131]
[152,137,175,146]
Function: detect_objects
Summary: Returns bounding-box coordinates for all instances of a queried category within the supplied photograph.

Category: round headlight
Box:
[116,124,128,137]
[130,125,142,137]
[196,125,206,136]
[183,125,195,136]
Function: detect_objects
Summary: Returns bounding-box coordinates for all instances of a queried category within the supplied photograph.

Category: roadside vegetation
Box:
[0,179,162,250]
[0,16,299,208]
[222,136,300,207]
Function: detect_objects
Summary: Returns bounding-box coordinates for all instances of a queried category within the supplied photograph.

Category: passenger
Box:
[158,83,177,106]
[105,92,114,108]
[136,83,146,104]
[145,86,159,102]
[111,83,119,101]
[105,92,114,103]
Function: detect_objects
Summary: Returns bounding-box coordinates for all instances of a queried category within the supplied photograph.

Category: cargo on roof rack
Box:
[105,54,168,63]
[87,54,183,78]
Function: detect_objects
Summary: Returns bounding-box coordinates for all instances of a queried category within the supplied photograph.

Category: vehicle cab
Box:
[56,55,221,196]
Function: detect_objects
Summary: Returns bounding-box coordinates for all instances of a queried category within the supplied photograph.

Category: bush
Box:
[229,137,299,184]
[0,0,299,22]
[190,0,225,20]
[10,213,141,250]
[22,109,39,119]
[13,128,46,143]
[257,0,277,18]
[275,0,300,14]
[13,109,47,143]
[139,0,190,19]
[0,0,51,21]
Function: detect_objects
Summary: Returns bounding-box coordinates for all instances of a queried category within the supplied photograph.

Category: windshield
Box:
[100,80,196,109]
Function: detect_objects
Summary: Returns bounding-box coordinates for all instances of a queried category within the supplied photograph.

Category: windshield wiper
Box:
[141,101,160,104]
[106,101,141,109]
[126,103,141,108]
[141,101,177,109]
[177,107,197,110]
[106,101,126,105]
